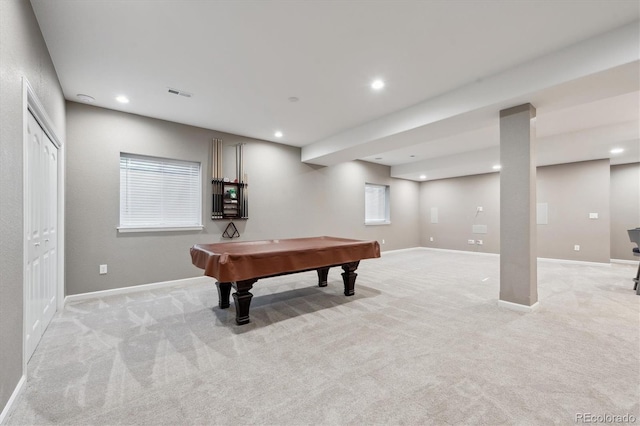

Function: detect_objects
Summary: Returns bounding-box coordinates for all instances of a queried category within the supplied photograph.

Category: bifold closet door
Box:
[25,111,58,361]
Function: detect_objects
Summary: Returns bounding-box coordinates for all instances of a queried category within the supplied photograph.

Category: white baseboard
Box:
[421,247,499,257]
[610,258,639,265]
[0,375,26,425]
[381,247,424,255]
[421,247,616,266]
[537,257,611,267]
[64,276,213,304]
[497,300,540,313]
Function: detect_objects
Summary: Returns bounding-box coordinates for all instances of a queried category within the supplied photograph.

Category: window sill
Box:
[117,225,204,233]
[365,221,391,226]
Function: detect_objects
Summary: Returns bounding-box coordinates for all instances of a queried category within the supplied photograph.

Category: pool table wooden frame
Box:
[190,236,380,325]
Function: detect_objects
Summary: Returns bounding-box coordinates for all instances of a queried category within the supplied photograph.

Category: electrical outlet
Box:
[429,237,434,242]
[468,239,475,245]
[574,245,580,251]
[381,239,385,244]
[476,240,483,245]
[477,206,483,212]
[99,264,108,275]
[589,213,598,219]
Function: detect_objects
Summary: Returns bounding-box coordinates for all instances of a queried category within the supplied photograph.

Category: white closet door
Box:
[25,111,58,361]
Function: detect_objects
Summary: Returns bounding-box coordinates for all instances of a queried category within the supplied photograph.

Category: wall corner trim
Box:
[0,375,26,424]
[497,300,540,313]
[64,276,212,304]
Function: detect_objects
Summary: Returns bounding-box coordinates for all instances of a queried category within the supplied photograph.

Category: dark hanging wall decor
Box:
[212,180,248,219]
[212,140,248,222]
[222,222,241,239]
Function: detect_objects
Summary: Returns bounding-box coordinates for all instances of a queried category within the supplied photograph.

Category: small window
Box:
[119,153,202,232]
[365,183,390,225]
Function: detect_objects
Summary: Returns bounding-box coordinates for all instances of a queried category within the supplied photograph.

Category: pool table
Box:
[190,236,381,324]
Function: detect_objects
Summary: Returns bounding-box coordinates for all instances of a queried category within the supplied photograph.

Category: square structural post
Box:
[499,103,538,310]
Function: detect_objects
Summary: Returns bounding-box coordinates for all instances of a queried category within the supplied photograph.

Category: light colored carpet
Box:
[6,249,640,425]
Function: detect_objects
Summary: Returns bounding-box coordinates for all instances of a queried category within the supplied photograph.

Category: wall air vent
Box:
[167,88,193,98]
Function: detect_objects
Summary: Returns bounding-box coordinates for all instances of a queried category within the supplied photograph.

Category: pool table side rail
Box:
[191,237,380,282]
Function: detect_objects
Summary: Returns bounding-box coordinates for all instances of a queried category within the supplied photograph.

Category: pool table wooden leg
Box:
[232,279,257,325]
[216,282,232,309]
[317,267,330,287]
[341,261,360,296]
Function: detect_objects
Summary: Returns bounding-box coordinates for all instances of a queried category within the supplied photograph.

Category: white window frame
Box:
[365,183,390,225]
[118,153,203,233]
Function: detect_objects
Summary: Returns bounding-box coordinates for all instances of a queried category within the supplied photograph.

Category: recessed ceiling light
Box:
[116,95,129,104]
[492,165,502,170]
[288,97,299,102]
[419,175,427,179]
[76,94,95,103]
[371,79,385,90]
[610,148,624,154]
[274,131,283,138]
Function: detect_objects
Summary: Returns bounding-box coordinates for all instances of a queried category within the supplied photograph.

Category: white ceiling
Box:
[30,0,640,181]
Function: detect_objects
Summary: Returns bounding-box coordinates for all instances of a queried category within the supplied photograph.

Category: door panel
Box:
[25,111,58,361]
[42,138,57,328]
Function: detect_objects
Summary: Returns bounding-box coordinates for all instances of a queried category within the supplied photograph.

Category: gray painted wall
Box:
[65,102,420,295]
[0,0,65,415]
[610,163,640,260]
[537,160,610,263]
[419,173,500,253]
[420,160,616,263]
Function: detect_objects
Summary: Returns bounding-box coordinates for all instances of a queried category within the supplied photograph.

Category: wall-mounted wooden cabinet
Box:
[212,179,248,220]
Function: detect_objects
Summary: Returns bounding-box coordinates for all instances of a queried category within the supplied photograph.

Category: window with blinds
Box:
[365,183,390,225]
[119,153,202,232]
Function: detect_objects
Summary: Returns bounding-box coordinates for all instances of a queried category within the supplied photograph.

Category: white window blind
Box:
[119,153,202,231]
[365,183,390,225]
